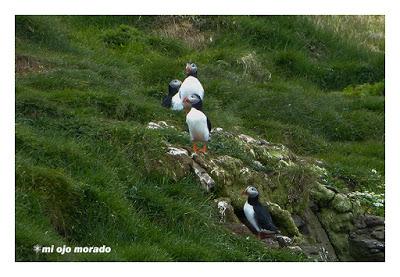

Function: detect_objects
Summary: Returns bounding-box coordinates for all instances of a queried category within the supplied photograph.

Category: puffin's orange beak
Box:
[185,64,191,74]
[241,189,248,196]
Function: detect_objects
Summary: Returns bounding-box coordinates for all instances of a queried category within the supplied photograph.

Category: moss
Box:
[331,193,353,213]
[310,183,335,206]
[319,209,353,233]
[267,202,300,237]
[324,231,352,261]
[317,209,354,261]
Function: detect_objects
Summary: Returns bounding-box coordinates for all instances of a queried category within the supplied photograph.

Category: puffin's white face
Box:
[243,186,259,198]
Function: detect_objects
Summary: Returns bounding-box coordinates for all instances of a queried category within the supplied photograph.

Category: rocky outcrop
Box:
[148,121,385,261]
[308,181,385,261]
[349,215,385,261]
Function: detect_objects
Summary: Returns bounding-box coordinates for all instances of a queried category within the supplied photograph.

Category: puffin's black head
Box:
[162,79,182,108]
[182,93,203,111]
[168,79,182,95]
[185,63,198,78]
[242,186,259,198]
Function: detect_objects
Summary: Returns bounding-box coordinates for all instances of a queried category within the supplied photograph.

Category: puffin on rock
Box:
[242,186,279,238]
[162,79,182,108]
[182,93,211,154]
[171,63,205,111]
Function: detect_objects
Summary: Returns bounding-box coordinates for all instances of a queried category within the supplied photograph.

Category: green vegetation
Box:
[15,15,384,261]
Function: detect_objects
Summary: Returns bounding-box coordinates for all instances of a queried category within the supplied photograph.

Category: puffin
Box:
[162,79,182,108]
[171,63,205,111]
[242,186,279,238]
[182,93,211,154]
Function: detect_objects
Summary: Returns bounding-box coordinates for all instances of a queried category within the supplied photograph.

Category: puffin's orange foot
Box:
[200,144,207,154]
[192,144,198,154]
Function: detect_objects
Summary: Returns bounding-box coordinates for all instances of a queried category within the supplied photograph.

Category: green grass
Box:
[15,15,384,261]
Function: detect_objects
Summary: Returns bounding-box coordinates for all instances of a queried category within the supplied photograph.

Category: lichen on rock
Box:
[310,182,335,207]
[214,198,239,223]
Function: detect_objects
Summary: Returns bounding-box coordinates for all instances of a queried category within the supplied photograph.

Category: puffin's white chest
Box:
[171,92,183,110]
[179,76,204,100]
[186,108,209,142]
[244,201,261,232]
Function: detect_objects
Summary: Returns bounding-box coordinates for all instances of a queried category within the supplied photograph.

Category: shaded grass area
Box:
[15,15,384,261]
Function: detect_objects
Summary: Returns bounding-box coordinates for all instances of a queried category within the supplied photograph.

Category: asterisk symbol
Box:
[33,244,41,253]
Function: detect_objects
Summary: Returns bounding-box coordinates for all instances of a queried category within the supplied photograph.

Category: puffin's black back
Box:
[248,196,278,231]
[161,81,180,108]
[206,117,212,132]
[161,95,172,108]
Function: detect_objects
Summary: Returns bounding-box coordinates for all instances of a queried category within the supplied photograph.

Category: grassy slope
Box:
[15,15,384,261]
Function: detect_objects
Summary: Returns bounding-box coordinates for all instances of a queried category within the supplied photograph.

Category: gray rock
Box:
[147,121,174,130]
[364,215,385,227]
[191,161,215,192]
[238,134,257,144]
[262,238,280,249]
[292,214,305,228]
[276,235,292,247]
[349,237,385,261]
[167,146,188,157]
[349,215,385,261]
[371,228,384,240]
[300,245,331,261]
[287,246,304,253]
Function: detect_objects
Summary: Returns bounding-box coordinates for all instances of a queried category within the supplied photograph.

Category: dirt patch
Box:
[15,55,47,74]
[237,51,272,82]
[156,18,212,49]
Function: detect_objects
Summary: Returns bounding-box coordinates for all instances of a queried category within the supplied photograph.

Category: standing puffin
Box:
[171,63,205,111]
[242,186,278,238]
[162,79,182,108]
[182,94,211,154]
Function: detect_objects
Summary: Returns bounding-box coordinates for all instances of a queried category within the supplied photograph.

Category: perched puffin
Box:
[162,79,182,108]
[171,63,205,111]
[182,94,211,154]
[242,186,278,238]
